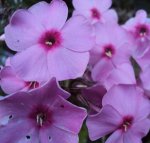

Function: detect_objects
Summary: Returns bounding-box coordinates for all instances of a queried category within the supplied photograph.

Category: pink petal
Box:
[136,10,147,23]
[39,125,78,143]
[29,0,68,30]
[123,17,137,32]
[0,121,39,143]
[102,85,146,117]
[73,0,94,11]
[94,22,130,49]
[140,66,150,90]
[130,119,150,138]
[62,16,94,52]
[103,9,118,24]
[0,92,34,118]
[123,130,142,143]
[135,49,150,70]
[52,96,87,134]
[30,78,70,100]
[11,44,49,82]
[86,105,122,141]
[112,43,132,66]
[95,0,112,12]
[0,66,26,94]
[5,9,44,51]
[47,48,89,81]
[105,63,136,89]
[105,130,123,143]
[123,10,147,32]
[91,59,114,83]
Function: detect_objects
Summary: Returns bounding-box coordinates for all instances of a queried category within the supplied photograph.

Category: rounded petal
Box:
[10,45,49,82]
[102,84,149,118]
[39,125,78,143]
[105,63,136,89]
[123,10,147,32]
[102,9,118,24]
[0,92,33,119]
[135,48,150,70]
[130,119,150,138]
[105,130,123,143]
[29,0,68,30]
[92,59,114,82]
[73,0,94,11]
[62,16,94,52]
[112,43,132,66]
[5,9,44,51]
[140,66,150,90]
[123,130,142,143]
[0,121,39,143]
[47,48,89,80]
[0,66,26,94]
[95,22,130,48]
[136,10,147,22]
[52,95,87,134]
[123,17,137,31]
[95,0,112,12]
[86,105,122,141]
[29,78,70,100]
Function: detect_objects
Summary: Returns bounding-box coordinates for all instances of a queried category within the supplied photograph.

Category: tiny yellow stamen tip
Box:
[123,125,128,132]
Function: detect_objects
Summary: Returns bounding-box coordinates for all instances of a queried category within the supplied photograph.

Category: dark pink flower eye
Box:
[39,30,62,51]
[29,105,53,128]
[26,81,39,90]
[119,116,133,132]
[103,44,115,58]
[137,25,149,37]
[91,8,100,20]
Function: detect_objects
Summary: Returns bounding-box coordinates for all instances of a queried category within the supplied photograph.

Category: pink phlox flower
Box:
[73,0,118,24]
[90,23,136,89]
[5,0,94,82]
[0,78,86,143]
[86,84,150,143]
[0,66,40,94]
[123,10,150,57]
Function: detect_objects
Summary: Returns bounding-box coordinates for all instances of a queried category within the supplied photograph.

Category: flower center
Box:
[91,8,100,20]
[119,116,133,132]
[139,26,147,37]
[36,113,46,127]
[136,25,149,38]
[103,45,115,58]
[29,105,53,128]
[26,81,39,90]
[45,37,56,46]
[39,30,62,51]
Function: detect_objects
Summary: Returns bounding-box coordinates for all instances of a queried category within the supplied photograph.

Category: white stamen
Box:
[45,41,53,46]
[105,51,112,57]
[140,32,146,37]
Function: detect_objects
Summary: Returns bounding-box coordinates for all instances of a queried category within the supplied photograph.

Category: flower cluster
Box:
[0,0,150,143]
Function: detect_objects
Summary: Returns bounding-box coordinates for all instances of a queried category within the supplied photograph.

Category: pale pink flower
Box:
[5,0,94,82]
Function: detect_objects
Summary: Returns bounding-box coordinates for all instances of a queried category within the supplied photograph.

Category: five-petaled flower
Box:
[0,78,86,143]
